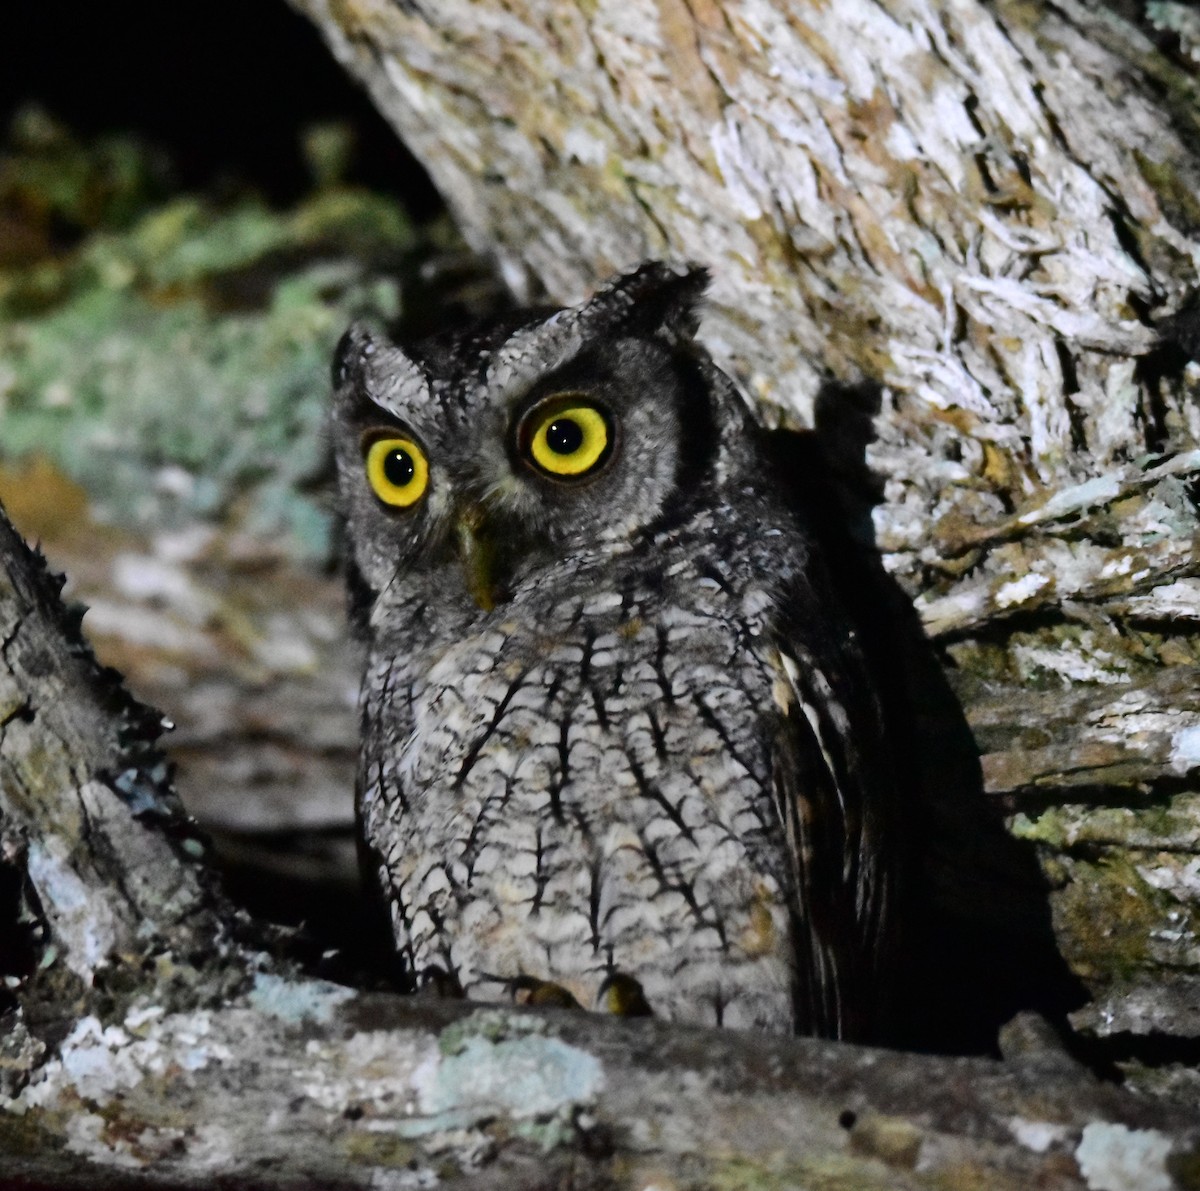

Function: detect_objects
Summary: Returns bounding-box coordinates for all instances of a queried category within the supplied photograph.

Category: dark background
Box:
[1,0,440,214]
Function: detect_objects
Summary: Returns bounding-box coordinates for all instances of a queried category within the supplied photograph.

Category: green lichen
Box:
[1012,796,1200,852]
[0,112,415,561]
[437,1007,547,1057]
[710,1152,922,1191]
[341,1130,426,1170]
[508,1107,584,1152]
[1048,851,1186,985]
[0,106,170,241]
[0,1110,61,1161]
[1167,1139,1200,1190]
[1134,151,1200,239]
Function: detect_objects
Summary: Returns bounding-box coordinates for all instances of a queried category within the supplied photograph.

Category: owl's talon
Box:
[495,974,583,1010]
[415,965,465,999]
[597,972,653,1018]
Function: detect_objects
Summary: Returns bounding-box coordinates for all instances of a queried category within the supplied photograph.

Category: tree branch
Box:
[0,509,220,1000]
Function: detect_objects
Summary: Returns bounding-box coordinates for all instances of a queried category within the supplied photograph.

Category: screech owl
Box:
[332,262,896,1038]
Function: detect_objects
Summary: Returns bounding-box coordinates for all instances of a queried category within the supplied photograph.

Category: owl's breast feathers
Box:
[358,529,894,1038]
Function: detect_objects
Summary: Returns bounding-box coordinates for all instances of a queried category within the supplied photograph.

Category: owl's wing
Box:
[766,603,896,1041]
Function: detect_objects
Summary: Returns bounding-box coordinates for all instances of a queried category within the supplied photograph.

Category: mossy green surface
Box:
[0,109,414,560]
[1043,848,1198,985]
[1011,795,1200,852]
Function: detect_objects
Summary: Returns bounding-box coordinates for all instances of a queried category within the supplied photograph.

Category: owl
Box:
[332,262,896,1039]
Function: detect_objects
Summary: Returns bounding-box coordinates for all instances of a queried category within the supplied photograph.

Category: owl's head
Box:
[332,262,750,614]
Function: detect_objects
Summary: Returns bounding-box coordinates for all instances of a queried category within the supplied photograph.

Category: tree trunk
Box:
[286,0,1200,1068]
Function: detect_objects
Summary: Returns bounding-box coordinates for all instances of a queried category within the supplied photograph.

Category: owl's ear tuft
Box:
[333,324,432,423]
[332,323,377,390]
[588,261,710,347]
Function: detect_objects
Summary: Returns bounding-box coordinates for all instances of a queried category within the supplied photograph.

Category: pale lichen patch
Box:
[1169,724,1200,773]
[415,1031,604,1122]
[1137,856,1200,902]
[1007,1116,1073,1154]
[1011,639,1133,687]
[995,571,1051,609]
[247,970,355,1025]
[1075,1121,1174,1191]
[24,833,122,982]
[300,1029,433,1117]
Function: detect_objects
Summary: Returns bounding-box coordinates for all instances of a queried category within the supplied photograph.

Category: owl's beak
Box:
[455,508,500,611]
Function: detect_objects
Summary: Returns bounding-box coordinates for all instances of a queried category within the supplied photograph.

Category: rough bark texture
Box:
[4,501,1200,1188]
[0,515,222,1000]
[283,0,1200,1061]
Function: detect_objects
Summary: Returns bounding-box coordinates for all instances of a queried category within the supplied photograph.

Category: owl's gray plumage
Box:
[333,263,895,1037]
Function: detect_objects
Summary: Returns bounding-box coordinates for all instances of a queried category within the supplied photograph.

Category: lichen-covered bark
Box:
[9,986,1200,1191]
[287,0,1200,1055]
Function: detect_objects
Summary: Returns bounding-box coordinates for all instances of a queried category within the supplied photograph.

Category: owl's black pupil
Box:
[383,448,415,487]
[546,418,583,455]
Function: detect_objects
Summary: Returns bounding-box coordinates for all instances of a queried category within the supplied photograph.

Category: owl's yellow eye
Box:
[364,435,429,508]
[523,399,613,478]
